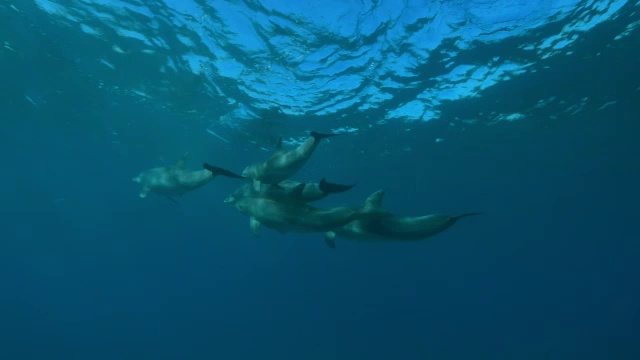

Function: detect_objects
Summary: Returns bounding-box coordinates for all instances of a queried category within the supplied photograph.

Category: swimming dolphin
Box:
[133,153,243,202]
[226,190,370,237]
[324,190,481,248]
[241,131,341,191]
[224,178,356,204]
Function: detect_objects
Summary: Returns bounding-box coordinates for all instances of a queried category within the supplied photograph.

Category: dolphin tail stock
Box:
[453,212,483,221]
[202,163,245,179]
[310,131,341,141]
[318,178,356,194]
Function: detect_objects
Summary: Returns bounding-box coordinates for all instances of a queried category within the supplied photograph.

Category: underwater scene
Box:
[1,0,639,359]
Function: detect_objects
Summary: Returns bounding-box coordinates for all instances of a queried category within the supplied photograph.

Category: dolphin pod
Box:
[133,131,480,248]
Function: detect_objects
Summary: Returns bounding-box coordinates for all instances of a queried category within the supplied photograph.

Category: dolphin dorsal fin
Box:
[364,190,385,212]
[275,136,283,151]
[175,152,191,169]
[290,183,306,200]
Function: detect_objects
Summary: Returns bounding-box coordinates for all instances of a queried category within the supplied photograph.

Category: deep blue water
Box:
[1,0,640,359]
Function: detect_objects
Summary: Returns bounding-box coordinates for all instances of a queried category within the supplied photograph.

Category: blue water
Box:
[2,0,640,359]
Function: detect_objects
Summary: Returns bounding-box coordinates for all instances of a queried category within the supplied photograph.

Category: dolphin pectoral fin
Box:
[324,231,337,249]
[253,180,261,191]
[139,187,151,198]
[250,217,261,237]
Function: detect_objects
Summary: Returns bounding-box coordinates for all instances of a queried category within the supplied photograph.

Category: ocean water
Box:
[1,0,639,359]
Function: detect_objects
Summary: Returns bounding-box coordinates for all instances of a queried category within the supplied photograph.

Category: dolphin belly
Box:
[257,210,355,233]
[332,214,468,242]
[258,160,307,184]
[255,218,322,234]
[332,221,390,242]
[373,215,460,241]
[243,198,360,234]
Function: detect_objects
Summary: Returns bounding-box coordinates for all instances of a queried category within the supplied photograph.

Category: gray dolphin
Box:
[324,190,481,248]
[241,131,341,191]
[224,178,356,204]
[133,153,243,202]
[226,193,370,237]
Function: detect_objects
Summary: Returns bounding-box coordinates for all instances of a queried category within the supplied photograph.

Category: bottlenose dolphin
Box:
[324,190,481,248]
[226,192,369,237]
[133,153,243,201]
[224,178,356,204]
[241,131,341,191]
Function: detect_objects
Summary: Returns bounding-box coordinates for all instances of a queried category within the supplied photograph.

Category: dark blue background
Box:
[1,2,639,359]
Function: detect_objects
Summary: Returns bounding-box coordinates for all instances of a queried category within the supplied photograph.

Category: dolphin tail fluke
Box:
[310,131,341,141]
[318,178,356,194]
[454,212,483,221]
[202,163,244,179]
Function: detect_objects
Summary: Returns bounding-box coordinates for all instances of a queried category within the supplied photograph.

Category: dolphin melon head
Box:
[241,165,257,178]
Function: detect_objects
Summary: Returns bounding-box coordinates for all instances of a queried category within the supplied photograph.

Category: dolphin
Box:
[226,192,370,237]
[224,178,356,204]
[241,131,341,191]
[324,190,482,248]
[133,153,243,201]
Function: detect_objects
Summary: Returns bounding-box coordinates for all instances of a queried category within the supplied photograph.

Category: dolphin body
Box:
[224,178,356,204]
[226,191,370,237]
[133,153,242,201]
[324,190,481,248]
[241,131,341,191]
